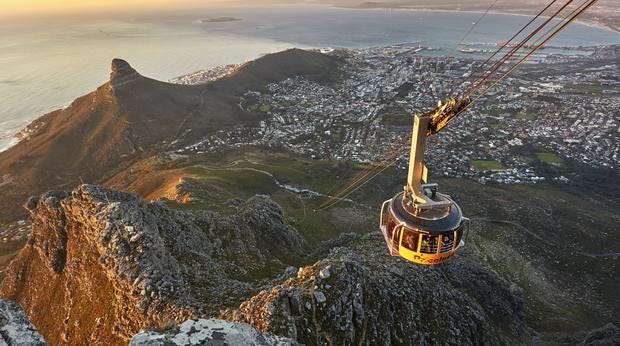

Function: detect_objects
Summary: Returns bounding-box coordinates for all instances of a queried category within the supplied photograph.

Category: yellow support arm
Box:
[406,97,470,208]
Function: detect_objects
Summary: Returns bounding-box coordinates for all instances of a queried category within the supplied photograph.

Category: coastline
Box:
[0,103,72,153]
[335,6,620,34]
[0,6,617,155]
[0,137,18,154]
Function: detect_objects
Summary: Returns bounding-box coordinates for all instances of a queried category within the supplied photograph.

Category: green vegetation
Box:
[484,107,505,116]
[564,83,603,95]
[536,152,562,164]
[471,160,506,171]
[518,155,535,164]
[515,112,537,120]
[248,103,272,113]
[438,178,620,332]
[380,104,412,126]
[166,150,381,246]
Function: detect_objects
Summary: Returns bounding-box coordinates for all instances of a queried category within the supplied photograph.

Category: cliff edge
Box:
[0,185,305,345]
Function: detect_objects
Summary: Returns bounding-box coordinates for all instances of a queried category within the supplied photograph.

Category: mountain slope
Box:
[0,50,343,224]
[0,60,220,224]
[0,185,306,345]
[212,48,344,93]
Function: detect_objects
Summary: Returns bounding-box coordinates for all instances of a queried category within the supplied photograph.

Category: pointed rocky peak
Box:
[110,58,140,88]
[110,59,137,79]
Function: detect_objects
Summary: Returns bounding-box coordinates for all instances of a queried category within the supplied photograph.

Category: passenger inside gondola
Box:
[421,235,431,253]
[392,226,401,249]
[441,234,453,252]
[429,236,438,253]
[455,227,463,246]
[402,231,418,251]
[420,235,439,254]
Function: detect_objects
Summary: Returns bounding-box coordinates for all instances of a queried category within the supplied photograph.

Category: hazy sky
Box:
[6,0,614,18]
[0,0,244,17]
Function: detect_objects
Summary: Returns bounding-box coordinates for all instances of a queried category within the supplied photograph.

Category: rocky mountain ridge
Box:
[225,234,526,345]
[0,297,299,346]
[0,183,536,345]
[0,185,305,345]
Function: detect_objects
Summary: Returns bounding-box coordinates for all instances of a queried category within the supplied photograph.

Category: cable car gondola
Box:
[379,99,470,265]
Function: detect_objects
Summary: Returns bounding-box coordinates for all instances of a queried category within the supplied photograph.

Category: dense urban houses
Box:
[172,45,619,185]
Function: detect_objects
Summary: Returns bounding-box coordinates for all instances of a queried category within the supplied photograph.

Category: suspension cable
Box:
[457,0,500,47]
[450,0,559,97]
[470,0,598,102]
[441,0,598,133]
[532,0,591,46]
[317,146,408,210]
[463,0,575,98]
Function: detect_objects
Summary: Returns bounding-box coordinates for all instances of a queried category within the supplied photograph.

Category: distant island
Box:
[201,17,243,23]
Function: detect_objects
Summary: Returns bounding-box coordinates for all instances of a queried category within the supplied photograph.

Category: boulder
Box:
[0,299,46,346]
[130,319,295,346]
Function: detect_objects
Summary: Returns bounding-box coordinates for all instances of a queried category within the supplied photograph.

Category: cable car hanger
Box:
[317,0,600,265]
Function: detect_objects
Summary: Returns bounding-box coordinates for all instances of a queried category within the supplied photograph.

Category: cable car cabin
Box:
[379,189,467,265]
[378,101,472,265]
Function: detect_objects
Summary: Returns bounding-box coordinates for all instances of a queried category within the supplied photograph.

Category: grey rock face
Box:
[0,300,46,346]
[1,184,306,344]
[582,323,620,345]
[225,233,527,346]
[237,195,305,263]
[24,191,70,273]
[130,319,295,346]
[2,184,554,345]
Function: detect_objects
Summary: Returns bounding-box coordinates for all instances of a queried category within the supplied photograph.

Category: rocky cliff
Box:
[0,185,305,345]
[225,234,527,346]
[0,299,46,346]
[0,298,303,346]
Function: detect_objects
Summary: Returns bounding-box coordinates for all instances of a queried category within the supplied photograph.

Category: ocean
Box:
[1,4,618,151]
